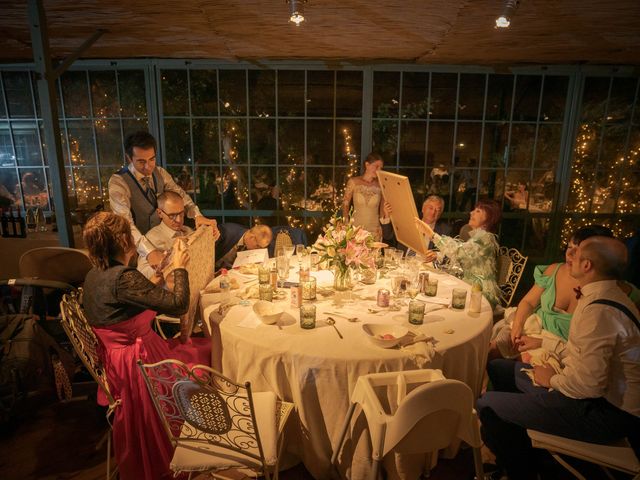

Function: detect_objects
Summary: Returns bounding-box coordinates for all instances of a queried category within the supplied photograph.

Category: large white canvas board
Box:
[376,170,429,256]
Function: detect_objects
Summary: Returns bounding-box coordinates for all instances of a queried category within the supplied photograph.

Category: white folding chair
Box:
[332,369,484,480]
[527,429,640,480]
[138,358,294,480]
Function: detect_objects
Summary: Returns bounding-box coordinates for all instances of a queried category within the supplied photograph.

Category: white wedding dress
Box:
[345,179,382,240]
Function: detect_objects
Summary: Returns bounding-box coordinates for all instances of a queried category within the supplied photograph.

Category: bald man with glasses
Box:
[137,191,193,283]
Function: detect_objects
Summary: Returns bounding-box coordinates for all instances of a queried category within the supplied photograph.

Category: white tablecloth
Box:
[208,271,492,479]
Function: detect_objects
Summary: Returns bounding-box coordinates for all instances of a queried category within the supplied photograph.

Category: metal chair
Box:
[527,429,640,480]
[332,369,484,480]
[18,247,92,318]
[59,289,118,480]
[138,358,294,480]
[19,246,92,285]
[497,246,528,308]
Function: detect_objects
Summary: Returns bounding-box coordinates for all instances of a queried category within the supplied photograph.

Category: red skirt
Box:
[93,309,211,480]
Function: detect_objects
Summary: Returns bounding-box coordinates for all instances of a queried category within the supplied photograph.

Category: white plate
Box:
[362,323,409,348]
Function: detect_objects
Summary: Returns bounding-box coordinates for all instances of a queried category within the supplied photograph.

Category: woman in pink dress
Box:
[82,211,210,480]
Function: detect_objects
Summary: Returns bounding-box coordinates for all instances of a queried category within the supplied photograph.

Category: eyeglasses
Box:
[160,209,185,221]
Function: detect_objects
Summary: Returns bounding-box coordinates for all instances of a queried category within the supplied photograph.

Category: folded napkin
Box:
[238,311,262,329]
[398,333,436,368]
[240,284,260,300]
[416,294,450,305]
[521,350,562,388]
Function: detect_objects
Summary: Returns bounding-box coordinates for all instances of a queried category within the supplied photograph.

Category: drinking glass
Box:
[259,283,273,301]
[425,277,438,296]
[300,304,316,329]
[408,300,426,325]
[406,276,420,299]
[451,288,467,309]
[258,265,270,285]
[384,247,397,269]
[391,274,408,297]
[301,277,317,301]
[310,252,319,271]
[283,245,294,259]
[276,254,290,289]
[295,244,305,257]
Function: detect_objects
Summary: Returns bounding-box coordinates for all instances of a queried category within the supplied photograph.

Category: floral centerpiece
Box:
[314,213,377,290]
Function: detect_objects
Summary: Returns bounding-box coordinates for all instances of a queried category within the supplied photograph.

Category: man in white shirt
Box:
[108,131,219,268]
[137,191,193,283]
[477,236,640,479]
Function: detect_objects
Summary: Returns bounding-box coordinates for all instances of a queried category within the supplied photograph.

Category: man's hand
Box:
[422,250,438,263]
[147,249,165,268]
[516,335,542,352]
[196,216,221,241]
[533,364,555,388]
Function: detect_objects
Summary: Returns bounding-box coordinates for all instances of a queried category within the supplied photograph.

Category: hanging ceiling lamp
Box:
[495,0,519,28]
[288,0,307,26]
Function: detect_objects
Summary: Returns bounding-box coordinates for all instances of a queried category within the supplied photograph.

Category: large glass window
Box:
[371,70,571,255]
[158,67,364,237]
[2,62,639,264]
[0,68,147,215]
[563,75,640,245]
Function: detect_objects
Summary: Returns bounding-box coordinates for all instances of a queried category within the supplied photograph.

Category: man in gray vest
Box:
[108,131,219,267]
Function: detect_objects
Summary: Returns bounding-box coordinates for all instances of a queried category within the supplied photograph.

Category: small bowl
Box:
[253,300,284,325]
[362,323,409,348]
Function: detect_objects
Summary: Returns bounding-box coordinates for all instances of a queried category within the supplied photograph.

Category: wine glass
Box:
[284,245,295,259]
[406,275,420,299]
[295,244,305,257]
[276,254,290,290]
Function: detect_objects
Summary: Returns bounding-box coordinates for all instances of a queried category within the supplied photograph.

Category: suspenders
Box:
[589,299,640,332]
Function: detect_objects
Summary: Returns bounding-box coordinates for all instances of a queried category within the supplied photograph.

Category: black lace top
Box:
[83,261,189,327]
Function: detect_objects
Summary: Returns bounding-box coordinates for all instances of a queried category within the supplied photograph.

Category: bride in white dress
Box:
[342,153,385,240]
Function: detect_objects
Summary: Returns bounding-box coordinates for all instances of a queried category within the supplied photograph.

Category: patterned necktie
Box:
[141,177,157,205]
[574,286,583,299]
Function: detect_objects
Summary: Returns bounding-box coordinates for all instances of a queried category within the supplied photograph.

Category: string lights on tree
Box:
[562,121,638,245]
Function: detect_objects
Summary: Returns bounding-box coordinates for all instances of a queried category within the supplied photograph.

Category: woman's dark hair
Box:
[364,152,384,165]
[83,212,135,270]
[571,225,614,244]
[475,199,502,233]
[124,131,157,158]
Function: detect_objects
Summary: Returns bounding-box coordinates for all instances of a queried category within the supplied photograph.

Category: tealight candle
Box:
[301,277,317,301]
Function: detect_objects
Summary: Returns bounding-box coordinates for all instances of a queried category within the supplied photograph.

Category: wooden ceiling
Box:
[1,0,640,66]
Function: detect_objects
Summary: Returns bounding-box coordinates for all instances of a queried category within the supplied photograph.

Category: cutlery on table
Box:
[325,317,344,339]
[324,311,359,322]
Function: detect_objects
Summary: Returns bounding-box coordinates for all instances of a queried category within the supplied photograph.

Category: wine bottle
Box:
[0,208,8,237]
[17,208,27,238]
[9,207,17,237]
[36,206,46,232]
[26,208,37,232]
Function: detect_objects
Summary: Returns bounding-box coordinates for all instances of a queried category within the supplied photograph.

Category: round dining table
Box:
[212,269,493,479]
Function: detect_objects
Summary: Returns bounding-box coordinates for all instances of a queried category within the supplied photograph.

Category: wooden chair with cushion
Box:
[138,358,294,480]
[60,289,118,480]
